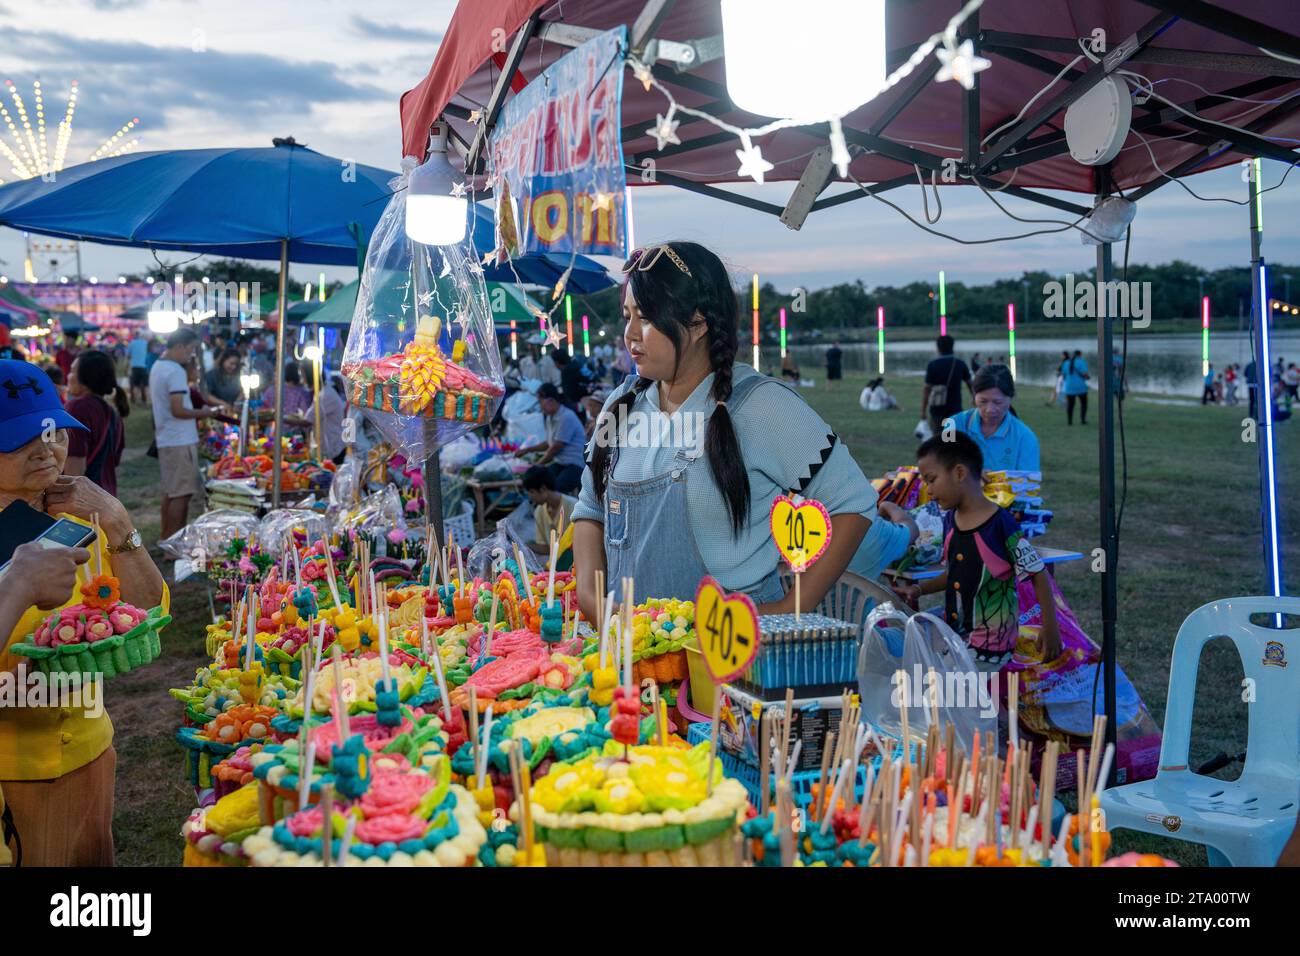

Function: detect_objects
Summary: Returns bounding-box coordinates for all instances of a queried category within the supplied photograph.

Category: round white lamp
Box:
[405,122,468,246]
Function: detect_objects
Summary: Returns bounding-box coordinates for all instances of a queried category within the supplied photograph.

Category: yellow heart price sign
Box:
[694,576,761,684]
[769,495,832,571]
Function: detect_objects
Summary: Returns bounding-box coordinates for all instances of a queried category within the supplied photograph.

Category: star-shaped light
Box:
[450,181,466,198]
[543,320,565,351]
[632,61,654,92]
[481,249,497,267]
[592,191,615,213]
[647,112,680,151]
[735,134,774,185]
[418,290,434,307]
[453,309,473,338]
[468,108,483,124]
[936,39,991,91]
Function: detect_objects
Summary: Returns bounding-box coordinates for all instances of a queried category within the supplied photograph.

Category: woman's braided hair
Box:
[589,241,749,535]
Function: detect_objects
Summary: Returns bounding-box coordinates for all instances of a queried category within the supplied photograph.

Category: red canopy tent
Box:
[400,0,1300,774]
[402,0,1300,213]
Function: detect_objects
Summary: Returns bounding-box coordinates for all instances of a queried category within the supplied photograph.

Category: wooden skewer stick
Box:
[1039,741,1059,861]
[484,588,499,659]
[816,731,836,819]
[1077,748,1089,867]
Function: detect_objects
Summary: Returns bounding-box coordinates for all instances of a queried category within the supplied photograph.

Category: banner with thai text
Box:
[488,26,627,260]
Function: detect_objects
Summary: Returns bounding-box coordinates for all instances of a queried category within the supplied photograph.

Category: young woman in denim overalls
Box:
[571,242,876,620]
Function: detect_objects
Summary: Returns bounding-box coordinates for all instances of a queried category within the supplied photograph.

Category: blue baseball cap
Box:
[0,359,88,453]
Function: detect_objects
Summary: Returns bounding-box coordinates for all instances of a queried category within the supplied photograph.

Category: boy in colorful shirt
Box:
[908,433,1060,667]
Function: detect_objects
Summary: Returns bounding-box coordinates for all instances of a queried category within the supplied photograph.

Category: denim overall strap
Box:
[602,371,790,606]
[603,446,709,605]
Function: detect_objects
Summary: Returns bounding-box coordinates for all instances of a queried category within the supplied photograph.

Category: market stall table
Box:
[464,476,523,536]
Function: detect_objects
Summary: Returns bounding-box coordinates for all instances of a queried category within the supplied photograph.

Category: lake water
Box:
[790,331,1300,397]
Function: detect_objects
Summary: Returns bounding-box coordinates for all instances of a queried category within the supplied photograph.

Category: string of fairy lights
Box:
[0,79,142,184]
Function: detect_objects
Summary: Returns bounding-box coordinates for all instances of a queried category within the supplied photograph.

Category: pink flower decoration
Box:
[109,608,140,635]
[404,499,420,514]
[286,806,326,838]
[359,771,433,818]
[238,556,256,574]
[387,529,406,545]
[83,610,115,643]
[50,613,86,647]
[355,812,427,846]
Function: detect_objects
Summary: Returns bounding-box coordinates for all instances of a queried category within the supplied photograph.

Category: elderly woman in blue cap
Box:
[0,359,166,866]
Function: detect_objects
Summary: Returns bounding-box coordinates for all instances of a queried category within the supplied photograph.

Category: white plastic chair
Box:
[1100,596,1300,866]
[779,570,913,633]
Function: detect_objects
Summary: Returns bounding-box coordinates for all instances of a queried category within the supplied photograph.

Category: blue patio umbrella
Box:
[0,142,610,501]
[0,138,397,504]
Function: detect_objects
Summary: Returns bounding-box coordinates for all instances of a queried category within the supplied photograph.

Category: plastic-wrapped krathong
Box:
[342,163,505,461]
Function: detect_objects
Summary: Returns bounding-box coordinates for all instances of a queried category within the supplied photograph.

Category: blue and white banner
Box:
[488,26,628,259]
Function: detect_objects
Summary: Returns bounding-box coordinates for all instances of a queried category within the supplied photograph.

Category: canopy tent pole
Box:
[1248,160,1283,598]
[1096,228,1119,783]
[273,237,288,507]
[425,447,445,561]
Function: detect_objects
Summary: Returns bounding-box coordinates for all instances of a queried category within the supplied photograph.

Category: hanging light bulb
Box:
[721,0,886,122]
[405,121,467,246]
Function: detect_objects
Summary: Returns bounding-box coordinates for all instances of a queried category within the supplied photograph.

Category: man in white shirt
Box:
[149,327,219,539]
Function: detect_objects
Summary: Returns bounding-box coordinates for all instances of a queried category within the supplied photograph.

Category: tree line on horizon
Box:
[127,257,1298,336]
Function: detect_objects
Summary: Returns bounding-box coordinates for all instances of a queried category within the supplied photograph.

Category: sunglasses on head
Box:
[621,244,692,278]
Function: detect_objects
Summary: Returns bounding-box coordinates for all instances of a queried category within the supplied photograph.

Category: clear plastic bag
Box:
[859,607,997,756]
[260,508,330,552]
[158,509,262,562]
[333,483,408,545]
[465,524,544,580]
[341,162,505,461]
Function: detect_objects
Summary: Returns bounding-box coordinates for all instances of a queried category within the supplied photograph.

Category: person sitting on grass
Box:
[901,433,1060,670]
[521,464,576,556]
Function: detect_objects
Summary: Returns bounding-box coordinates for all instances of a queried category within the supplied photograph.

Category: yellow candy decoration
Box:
[590,666,618,707]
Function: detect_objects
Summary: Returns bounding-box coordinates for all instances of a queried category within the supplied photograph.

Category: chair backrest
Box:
[1161,596,1300,784]
[778,570,912,635]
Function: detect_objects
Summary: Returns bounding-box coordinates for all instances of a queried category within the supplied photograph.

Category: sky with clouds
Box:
[0,0,1296,294]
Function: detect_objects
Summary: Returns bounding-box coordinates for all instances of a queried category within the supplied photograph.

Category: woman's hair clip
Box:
[715,401,727,409]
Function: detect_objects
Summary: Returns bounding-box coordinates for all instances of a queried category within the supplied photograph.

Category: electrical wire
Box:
[1130,128,1300,205]
[1260,46,1300,68]
[1121,70,1300,142]
[915,164,943,223]
[982,53,1085,146]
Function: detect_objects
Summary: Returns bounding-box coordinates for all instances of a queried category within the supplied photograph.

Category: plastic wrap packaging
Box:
[159,509,262,563]
[342,163,505,462]
[333,483,408,549]
[858,608,996,756]
[259,509,330,552]
[465,525,544,581]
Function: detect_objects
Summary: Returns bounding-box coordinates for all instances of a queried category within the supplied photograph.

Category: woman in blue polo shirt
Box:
[572,241,875,614]
[952,364,1040,472]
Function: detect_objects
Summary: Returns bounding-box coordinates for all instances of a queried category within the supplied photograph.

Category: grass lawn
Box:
[107,369,1300,866]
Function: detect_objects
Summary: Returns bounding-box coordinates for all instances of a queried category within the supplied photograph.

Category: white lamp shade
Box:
[721,0,887,122]
[405,146,467,246]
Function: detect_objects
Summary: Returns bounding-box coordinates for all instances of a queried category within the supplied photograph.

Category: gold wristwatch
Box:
[107,528,143,555]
